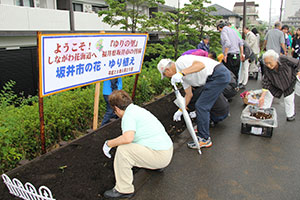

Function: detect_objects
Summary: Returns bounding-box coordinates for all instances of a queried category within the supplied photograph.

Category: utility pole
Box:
[242,0,246,39]
[67,0,75,31]
[269,0,272,29]
[279,0,283,21]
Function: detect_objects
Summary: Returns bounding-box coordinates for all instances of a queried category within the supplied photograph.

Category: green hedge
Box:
[0,66,172,173]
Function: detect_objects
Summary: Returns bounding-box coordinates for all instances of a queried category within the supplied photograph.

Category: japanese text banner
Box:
[39,33,148,97]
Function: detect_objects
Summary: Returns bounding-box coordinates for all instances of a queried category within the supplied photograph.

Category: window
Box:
[73,3,83,12]
[149,7,158,18]
[16,0,34,7]
[92,5,109,13]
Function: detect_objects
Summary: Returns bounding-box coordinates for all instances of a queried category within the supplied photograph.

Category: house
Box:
[208,4,242,29]
[233,1,259,27]
[282,8,300,29]
[0,0,178,96]
[283,0,300,21]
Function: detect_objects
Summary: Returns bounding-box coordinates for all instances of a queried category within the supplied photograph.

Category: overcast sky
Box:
[180,0,283,22]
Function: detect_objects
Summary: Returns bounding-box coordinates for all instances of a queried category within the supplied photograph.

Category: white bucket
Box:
[295,76,300,96]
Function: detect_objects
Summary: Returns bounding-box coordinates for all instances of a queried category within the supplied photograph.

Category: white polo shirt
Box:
[175,55,219,89]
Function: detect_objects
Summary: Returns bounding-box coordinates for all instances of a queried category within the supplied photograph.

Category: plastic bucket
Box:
[295,76,300,96]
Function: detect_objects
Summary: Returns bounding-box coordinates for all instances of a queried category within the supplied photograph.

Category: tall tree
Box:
[98,0,164,33]
[181,0,219,43]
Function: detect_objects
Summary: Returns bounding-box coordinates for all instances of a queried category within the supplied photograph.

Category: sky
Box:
[180,0,283,22]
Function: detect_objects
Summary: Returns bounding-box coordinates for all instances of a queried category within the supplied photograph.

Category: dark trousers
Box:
[222,53,240,82]
[195,64,231,140]
[100,95,117,127]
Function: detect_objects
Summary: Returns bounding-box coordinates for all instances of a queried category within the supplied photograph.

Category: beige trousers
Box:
[239,60,249,86]
[114,143,173,193]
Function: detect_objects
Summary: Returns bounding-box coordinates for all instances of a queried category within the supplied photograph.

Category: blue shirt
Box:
[221,26,244,54]
[197,41,210,52]
[102,78,122,95]
[122,104,173,150]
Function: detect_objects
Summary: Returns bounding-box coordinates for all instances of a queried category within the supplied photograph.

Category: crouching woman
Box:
[259,50,300,121]
[102,90,173,198]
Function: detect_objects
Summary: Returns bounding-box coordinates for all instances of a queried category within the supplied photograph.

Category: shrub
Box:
[0,66,172,173]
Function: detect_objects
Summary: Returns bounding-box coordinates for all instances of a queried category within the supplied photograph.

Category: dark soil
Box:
[0,92,186,200]
[250,111,272,120]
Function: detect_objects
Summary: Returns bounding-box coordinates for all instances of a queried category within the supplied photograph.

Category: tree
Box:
[143,0,221,59]
[181,0,219,43]
[98,0,164,33]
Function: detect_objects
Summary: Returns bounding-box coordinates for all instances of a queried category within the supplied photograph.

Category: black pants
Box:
[222,53,240,82]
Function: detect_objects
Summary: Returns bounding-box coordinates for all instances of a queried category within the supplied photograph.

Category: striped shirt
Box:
[262,56,300,98]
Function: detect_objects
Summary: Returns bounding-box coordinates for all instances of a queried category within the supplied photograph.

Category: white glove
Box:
[102,141,112,158]
[171,72,183,85]
[173,109,183,121]
[189,111,196,119]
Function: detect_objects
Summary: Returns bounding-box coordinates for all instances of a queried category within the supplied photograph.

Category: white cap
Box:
[157,58,172,80]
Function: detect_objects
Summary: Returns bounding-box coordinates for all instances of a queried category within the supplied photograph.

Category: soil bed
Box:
[0,92,186,200]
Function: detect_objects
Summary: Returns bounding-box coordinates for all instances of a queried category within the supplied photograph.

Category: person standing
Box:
[259,50,300,121]
[197,35,210,52]
[264,21,287,55]
[292,28,300,59]
[157,55,231,149]
[281,25,290,54]
[217,21,244,82]
[239,27,257,88]
[251,28,261,57]
[100,78,122,127]
[102,90,173,198]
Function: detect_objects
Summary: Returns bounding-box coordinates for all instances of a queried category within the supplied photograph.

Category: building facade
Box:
[233,1,259,27]
[209,4,242,29]
[0,0,178,96]
[282,8,300,29]
[283,0,300,21]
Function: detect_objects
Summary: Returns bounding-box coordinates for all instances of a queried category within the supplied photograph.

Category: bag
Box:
[243,40,254,60]
[110,79,118,91]
[295,76,300,96]
[223,71,238,99]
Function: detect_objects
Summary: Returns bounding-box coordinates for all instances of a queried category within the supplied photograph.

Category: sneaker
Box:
[104,188,134,199]
[209,120,216,128]
[287,114,296,121]
[187,136,212,149]
[238,84,245,89]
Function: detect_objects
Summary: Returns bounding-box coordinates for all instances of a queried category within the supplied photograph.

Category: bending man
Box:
[157,55,230,149]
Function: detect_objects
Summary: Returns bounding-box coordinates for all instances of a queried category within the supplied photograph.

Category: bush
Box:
[0,66,172,173]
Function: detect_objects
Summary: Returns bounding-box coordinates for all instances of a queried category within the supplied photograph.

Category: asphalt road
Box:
[132,78,300,200]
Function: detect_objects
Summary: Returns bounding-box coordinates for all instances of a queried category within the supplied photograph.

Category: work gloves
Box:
[171,72,183,85]
[189,111,196,119]
[102,141,112,158]
[173,109,183,121]
[173,110,197,122]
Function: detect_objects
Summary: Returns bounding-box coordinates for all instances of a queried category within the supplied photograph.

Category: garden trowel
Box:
[172,83,202,155]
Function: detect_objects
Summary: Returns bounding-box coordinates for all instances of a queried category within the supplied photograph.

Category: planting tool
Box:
[172,83,202,155]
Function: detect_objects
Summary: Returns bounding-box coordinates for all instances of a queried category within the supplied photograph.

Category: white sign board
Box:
[39,33,148,97]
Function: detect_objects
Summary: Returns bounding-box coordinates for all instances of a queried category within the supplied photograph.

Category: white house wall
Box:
[74,12,121,31]
[0,0,14,5]
[0,4,70,31]
[0,36,37,48]
[164,0,178,8]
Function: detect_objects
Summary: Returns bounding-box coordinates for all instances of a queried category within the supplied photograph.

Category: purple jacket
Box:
[182,49,208,57]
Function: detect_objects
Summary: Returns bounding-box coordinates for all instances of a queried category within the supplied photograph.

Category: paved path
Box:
[133,78,300,200]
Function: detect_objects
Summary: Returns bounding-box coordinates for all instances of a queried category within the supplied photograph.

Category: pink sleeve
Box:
[191,49,208,57]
